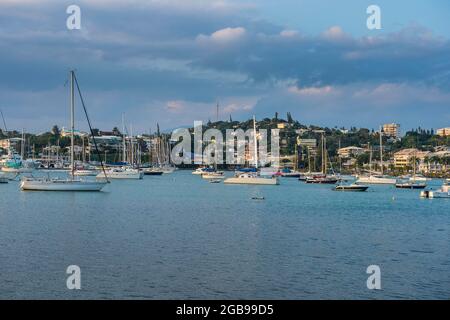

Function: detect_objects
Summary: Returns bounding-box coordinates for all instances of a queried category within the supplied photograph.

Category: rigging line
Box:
[0,109,8,133]
[73,73,110,183]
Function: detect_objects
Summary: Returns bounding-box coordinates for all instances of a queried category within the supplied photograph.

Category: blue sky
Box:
[0,0,449,133]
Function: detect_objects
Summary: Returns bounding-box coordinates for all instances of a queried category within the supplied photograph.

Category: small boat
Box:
[209,179,222,184]
[192,167,214,175]
[355,175,397,185]
[251,196,265,200]
[334,184,368,192]
[97,167,143,180]
[399,174,430,182]
[420,182,450,199]
[202,172,225,179]
[142,168,164,175]
[224,172,279,185]
[305,174,338,184]
[280,168,301,178]
[395,181,427,189]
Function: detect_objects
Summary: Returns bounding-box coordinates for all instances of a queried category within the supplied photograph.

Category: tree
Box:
[112,127,121,136]
[287,112,293,124]
[51,125,60,137]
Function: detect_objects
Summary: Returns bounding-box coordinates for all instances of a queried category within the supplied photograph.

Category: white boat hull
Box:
[97,171,143,180]
[356,176,396,185]
[224,177,279,185]
[20,179,107,191]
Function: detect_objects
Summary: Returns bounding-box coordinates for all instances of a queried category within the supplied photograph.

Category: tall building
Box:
[436,127,450,137]
[382,123,400,139]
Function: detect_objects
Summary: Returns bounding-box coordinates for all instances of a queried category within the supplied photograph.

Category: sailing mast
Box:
[70,70,75,178]
[368,142,372,177]
[379,126,383,175]
[253,115,258,169]
[122,113,126,163]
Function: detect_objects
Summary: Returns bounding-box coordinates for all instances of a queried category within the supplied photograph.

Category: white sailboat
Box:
[20,71,108,192]
[356,128,396,185]
[224,116,279,185]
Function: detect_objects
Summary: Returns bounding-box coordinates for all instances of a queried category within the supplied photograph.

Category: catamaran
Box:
[224,116,279,185]
[20,71,108,192]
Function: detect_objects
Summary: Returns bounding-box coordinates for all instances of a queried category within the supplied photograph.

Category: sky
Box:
[0,0,449,134]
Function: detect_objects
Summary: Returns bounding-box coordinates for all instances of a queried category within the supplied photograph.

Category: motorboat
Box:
[395,181,427,189]
[334,184,369,192]
[192,167,214,175]
[400,174,430,182]
[420,182,450,199]
[305,174,338,184]
[142,167,164,175]
[355,175,396,185]
[280,168,301,178]
[202,171,225,179]
[224,172,279,185]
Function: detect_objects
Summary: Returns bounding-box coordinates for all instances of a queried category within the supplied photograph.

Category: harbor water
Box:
[0,171,449,299]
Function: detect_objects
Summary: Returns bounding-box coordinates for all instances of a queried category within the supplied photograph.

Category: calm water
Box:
[0,171,449,299]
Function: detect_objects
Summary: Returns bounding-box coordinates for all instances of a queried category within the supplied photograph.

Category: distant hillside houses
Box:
[393,148,430,168]
[436,127,450,137]
[337,146,365,158]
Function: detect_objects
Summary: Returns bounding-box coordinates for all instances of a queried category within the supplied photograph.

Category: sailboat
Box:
[305,132,338,184]
[396,151,427,189]
[224,116,279,185]
[356,128,396,185]
[96,115,143,180]
[20,71,108,191]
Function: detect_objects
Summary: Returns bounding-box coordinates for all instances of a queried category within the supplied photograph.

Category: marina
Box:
[1,170,449,299]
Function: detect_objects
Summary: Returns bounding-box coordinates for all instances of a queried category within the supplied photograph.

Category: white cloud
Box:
[197,27,246,44]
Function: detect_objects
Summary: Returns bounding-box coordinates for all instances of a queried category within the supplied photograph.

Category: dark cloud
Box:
[0,1,449,131]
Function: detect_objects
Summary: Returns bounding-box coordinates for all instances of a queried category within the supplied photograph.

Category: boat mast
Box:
[21,128,25,160]
[253,115,258,169]
[379,126,383,175]
[70,70,75,178]
[122,113,126,163]
[368,142,372,177]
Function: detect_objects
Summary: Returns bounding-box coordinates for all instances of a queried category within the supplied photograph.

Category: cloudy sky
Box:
[1,0,449,133]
